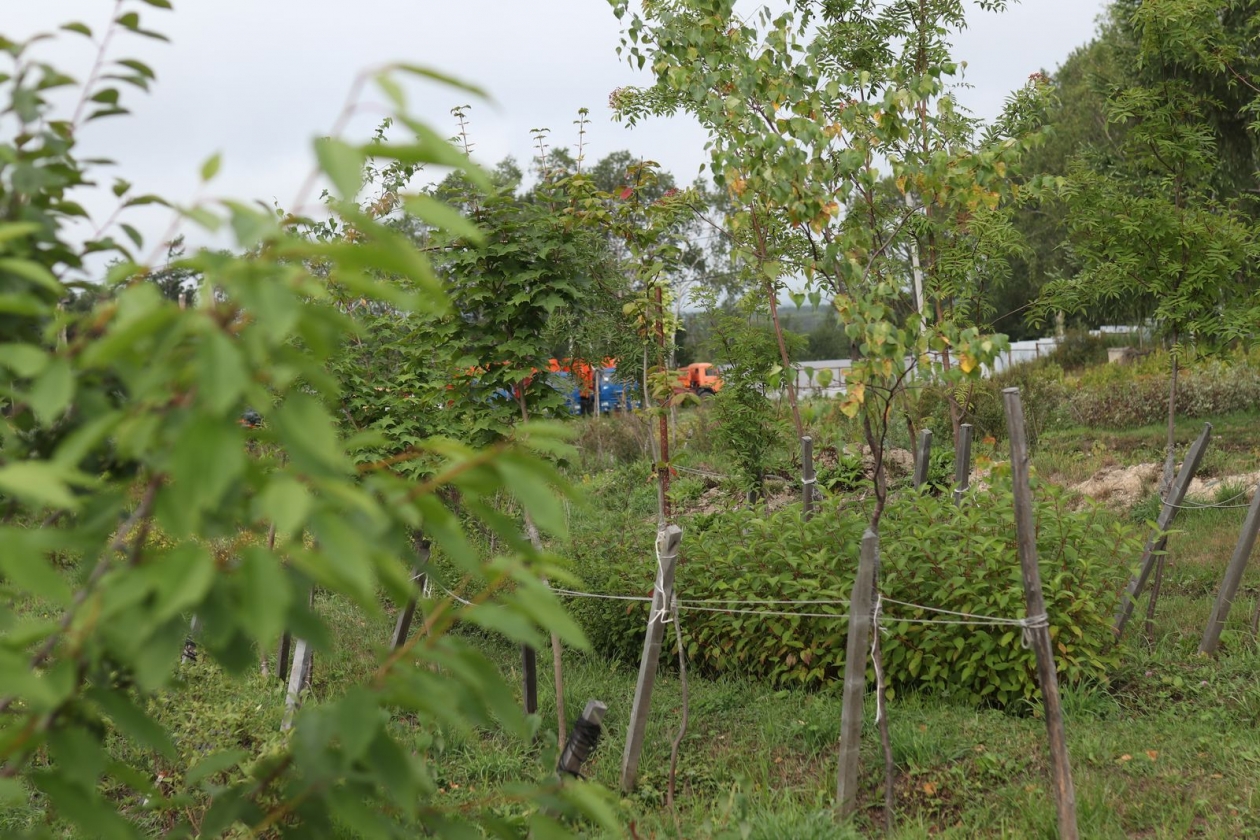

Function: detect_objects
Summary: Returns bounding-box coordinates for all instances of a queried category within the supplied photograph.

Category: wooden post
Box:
[1200,480,1260,654]
[953,423,973,506]
[1114,422,1213,640]
[620,524,682,794]
[280,637,313,732]
[913,429,932,489]
[836,528,878,817]
[392,599,418,651]
[521,646,538,715]
[276,633,292,683]
[391,535,431,650]
[802,435,816,520]
[1003,387,1078,840]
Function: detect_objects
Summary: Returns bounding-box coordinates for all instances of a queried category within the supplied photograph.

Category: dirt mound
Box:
[857,446,915,479]
[1072,464,1259,509]
[1072,463,1161,508]
[1186,471,1260,504]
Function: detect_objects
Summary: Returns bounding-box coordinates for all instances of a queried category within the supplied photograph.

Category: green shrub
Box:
[566,478,1139,708]
[916,361,1070,444]
[1046,330,1113,371]
[1070,354,1260,428]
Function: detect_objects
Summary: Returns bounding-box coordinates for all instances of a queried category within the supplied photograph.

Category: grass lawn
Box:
[8,408,1260,838]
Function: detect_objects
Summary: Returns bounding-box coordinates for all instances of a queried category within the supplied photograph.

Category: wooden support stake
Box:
[276,633,292,683]
[953,423,973,506]
[522,645,538,715]
[836,528,878,817]
[1200,480,1260,655]
[391,535,431,650]
[620,524,683,794]
[1004,387,1078,840]
[802,435,816,520]
[280,637,313,732]
[913,429,932,489]
[1114,422,1212,640]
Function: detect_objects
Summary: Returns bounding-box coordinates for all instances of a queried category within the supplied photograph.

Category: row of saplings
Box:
[566,479,1144,708]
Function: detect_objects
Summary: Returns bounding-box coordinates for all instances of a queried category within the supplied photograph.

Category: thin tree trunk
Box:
[1161,336,1179,496]
[655,285,671,524]
[767,285,804,439]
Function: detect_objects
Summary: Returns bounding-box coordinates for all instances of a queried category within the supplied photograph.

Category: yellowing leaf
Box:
[959,353,976,374]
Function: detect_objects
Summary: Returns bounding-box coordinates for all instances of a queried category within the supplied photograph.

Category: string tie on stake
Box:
[801,477,817,487]
[1020,612,1048,650]
[871,595,886,724]
[649,531,673,627]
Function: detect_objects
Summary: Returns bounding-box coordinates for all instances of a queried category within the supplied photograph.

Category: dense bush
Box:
[566,479,1140,708]
[916,360,1071,444]
[1068,353,1260,428]
[1045,329,1117,371]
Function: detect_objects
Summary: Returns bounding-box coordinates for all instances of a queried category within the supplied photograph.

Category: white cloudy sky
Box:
[7,0,1106,257]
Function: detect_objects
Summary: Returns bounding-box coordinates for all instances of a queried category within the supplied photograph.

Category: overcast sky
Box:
[8,0,1107,257]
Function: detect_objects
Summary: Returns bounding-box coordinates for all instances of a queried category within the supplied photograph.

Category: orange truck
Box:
[674,362,723,397]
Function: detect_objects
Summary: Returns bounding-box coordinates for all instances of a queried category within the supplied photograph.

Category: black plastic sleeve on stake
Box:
[953,423,973,506]
[558,700,607,778]
[913,428,932,489]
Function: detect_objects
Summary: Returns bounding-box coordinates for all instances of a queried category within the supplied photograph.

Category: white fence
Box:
[791,338,1063,399]
[789,328,1144,399]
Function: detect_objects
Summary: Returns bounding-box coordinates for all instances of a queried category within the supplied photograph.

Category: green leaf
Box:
[0,461,81,510]
[304,512,377,605]
[31,772,143,840]
[197,328,247,415]
[161,415,245,532]
[331,687,380,762]
[270,393,349,476]
[53,410,122,468]
[528,813,571,840]
[0,526,72,603]
[0,779,26,807]
[86,688,176,759]
[185,749,247,787]
[0,221,43,246]
[149,543,215,623]
[390,63,487,98]
[494,454,566,538]
[255,476,312,541]
[237,545,290,645]
[510,579,589,650]
[0,342,48,377]
[0,257,64,294]
[27,357,74,424]
[200,152,222,182]
[314,137,365,200]
[403,194,484,244]
[60,22,93,38]
[463,603,544,649]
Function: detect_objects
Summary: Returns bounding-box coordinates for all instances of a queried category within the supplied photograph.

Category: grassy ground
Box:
[10,406,1260,838]
[273,565,1260,839]
[1033,409,1260,487]
[276,407,1260,837]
